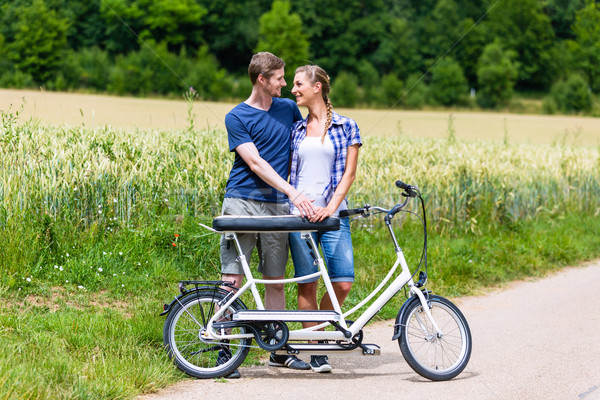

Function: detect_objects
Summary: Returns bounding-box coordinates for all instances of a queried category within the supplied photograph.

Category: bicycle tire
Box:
[398,294,472,381]
[163,289,251,379]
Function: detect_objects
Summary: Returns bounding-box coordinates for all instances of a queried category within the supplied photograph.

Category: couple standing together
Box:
[220,52,362,377]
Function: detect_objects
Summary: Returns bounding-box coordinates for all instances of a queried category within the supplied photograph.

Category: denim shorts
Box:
[289,217,354,283]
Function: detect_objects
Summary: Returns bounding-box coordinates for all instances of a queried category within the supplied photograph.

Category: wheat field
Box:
[2,98,598,231]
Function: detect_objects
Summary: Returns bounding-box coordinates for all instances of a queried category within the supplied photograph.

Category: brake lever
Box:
[350,212,371,223]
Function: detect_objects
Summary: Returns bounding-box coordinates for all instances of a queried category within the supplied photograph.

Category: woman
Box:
[288,65,362,373]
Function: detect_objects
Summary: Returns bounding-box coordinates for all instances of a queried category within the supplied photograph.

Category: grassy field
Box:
[1,88,600,146]
[1,92,600,399]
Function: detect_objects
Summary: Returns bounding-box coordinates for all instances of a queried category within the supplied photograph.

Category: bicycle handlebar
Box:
[339,207,366,218]
[339,179,420,220]
[395,180,411,190]
[395,180,419,198]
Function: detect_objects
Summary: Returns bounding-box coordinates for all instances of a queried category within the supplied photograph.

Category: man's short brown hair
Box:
[248,52,285,85]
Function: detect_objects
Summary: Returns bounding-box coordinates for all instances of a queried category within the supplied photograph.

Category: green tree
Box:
[196,0,271,74]
[356,60,380,105]
[476,41,518,108]
[453,19,487,86]
[404,73,428,109]
[568,2,600,92]
[291,0,389,77]
[255,0,309,81]
[419,0,464,64]
[100,0,207,53]
[429,58,468,106]
[185,46,232,101]
[331,72,359,108]
[380,73,405,107]
[107,41,199,96]
[4,0,70,83]
[59,46,112,90]
[372,17,422,80]
[61,0,106,51]
[99,0,145,54]
[545,0,587,39]
[139,0,207,47]
[484,0,556,90]
[0,32,5,58]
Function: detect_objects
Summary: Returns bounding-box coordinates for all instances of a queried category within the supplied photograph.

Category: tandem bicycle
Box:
[160,180,472,381]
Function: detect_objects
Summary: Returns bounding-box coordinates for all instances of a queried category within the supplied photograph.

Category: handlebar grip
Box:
[395,180,411,190]
[339,208,364,218]
[396,179,418,198]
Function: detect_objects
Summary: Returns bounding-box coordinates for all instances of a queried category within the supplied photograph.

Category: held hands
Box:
[290,191,316,218]
[308,205,334,223]
[289,189,335,222]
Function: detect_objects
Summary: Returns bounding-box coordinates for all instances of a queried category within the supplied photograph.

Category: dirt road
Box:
[140,262,600,400]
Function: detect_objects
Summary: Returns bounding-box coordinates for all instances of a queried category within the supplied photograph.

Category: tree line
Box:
[0,0,598,114]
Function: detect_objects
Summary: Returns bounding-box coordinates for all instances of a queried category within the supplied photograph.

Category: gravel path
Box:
[140,262,600,400]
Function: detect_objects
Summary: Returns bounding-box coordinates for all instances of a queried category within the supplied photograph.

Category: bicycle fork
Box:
[409,286,443,337]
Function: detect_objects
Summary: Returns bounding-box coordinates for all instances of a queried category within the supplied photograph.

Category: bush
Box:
[0,67,35,88]
[184,46,233,101]
[356,60,380,105]
[58,47,112,91]
[380,73,404,107]
[331,72,359,107]
[403,73,428,109]
[476,42,518,108]
[429,58,468,106]
[108,51,154,96]
[107,42,197,96]
[549,73,593,114]
[541,96,558,114]
[231,78,253,101]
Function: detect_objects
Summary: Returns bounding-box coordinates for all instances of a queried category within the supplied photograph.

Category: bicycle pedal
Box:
[360,343,380,355]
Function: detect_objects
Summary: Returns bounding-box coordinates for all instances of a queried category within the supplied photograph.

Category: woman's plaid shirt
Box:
[289,111,362,209]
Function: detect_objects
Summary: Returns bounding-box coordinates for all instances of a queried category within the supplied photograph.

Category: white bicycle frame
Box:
[200,220,442,344]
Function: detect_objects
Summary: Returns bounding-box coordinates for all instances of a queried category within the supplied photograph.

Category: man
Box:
[219,52,316,377]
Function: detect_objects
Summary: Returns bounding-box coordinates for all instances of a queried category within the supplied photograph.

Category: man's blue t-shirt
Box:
[224,97,303,203]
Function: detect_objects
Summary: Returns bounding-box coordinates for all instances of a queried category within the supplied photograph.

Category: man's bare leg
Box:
[262,275,285,309]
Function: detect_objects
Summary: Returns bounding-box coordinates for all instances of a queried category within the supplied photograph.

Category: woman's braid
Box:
[322,96,333,143]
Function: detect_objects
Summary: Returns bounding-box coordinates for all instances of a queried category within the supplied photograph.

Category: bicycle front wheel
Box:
[163,289,251,379]
[398,295,472,381]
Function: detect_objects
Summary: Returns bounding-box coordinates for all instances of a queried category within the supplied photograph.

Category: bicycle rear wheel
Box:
[398,295,472,381]
[163,289,251,378]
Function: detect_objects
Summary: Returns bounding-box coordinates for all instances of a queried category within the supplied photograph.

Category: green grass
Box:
[2,211,600,399]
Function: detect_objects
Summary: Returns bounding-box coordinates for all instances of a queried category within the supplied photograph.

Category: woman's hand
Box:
[309,206,335,222]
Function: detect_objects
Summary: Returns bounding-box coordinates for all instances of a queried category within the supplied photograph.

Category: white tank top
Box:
[292,136,347,215]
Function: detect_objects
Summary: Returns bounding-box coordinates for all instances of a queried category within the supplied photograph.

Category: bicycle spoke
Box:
[400,296,471,380]
[164,290,253,378]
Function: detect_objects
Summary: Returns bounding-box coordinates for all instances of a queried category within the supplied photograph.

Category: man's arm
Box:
[235,142,316,216]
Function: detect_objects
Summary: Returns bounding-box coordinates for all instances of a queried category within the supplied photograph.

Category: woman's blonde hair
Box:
[295,65,332,143]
